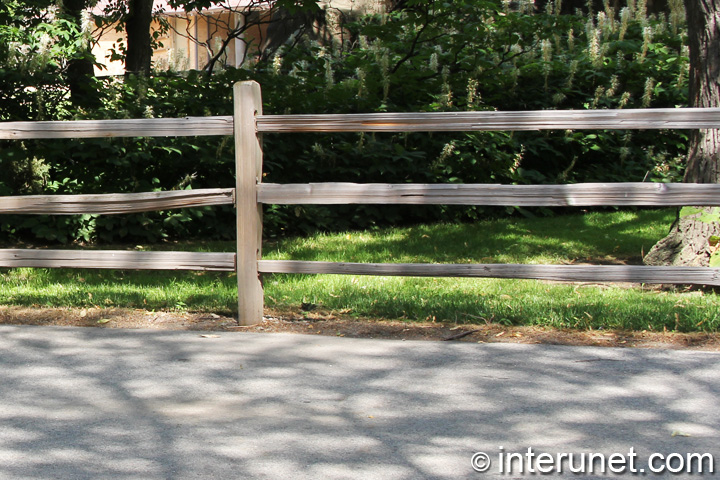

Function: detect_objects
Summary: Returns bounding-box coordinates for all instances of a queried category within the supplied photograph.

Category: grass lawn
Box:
[1,208,719,333]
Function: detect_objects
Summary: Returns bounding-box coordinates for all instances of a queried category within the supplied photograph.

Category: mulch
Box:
[1,305,719,351]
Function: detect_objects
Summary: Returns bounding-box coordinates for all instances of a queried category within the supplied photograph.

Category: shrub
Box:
[0,1,690,243]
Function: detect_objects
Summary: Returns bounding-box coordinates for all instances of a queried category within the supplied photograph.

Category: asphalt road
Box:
[0,325,718,479]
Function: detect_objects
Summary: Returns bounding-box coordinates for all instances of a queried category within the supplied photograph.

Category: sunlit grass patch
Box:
[2,209,719,333]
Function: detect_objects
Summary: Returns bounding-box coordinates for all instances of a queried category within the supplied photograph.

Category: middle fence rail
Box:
[1,80,720,325]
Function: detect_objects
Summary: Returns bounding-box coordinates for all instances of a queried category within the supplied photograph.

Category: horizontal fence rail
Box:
[257,260,720,286]
[0,188,235,215]
[0,116,234,140]
[256,108,720,133]
[5,108,718,140]
[0,249,235,271]
[258,182,720,206]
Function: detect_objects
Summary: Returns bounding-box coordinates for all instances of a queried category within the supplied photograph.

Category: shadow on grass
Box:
[268,209,676,265]
[263,275,720,332]
[0,268,237,313]
[2,208,711,332]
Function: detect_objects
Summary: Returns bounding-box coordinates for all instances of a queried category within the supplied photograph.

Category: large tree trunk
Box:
[683,0,720,184]
[644,0,720,268]
[125,0,153,76]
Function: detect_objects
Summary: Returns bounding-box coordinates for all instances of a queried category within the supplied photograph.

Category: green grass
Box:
[2,208,720,332]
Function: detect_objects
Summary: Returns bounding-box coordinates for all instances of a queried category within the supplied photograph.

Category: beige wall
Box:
[92,0,384,75]
[94,18,169,75]
[321,0,386,14]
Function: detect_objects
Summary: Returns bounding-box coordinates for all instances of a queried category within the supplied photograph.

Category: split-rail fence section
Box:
[1,80,720,325]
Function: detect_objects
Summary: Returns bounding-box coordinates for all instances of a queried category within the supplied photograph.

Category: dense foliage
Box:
[0,0,690,243]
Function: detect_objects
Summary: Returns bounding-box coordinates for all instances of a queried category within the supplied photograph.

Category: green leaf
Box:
[710,253,720,268]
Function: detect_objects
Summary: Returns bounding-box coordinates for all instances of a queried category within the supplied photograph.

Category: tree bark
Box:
[125,0,153,76]
[644,0,720,268]
[62,0,101,108]
[683,0,720,184]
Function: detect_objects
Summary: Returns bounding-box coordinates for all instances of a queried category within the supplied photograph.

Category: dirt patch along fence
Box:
[2,80,720,325]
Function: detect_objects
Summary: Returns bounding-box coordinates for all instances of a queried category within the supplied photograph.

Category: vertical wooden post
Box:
[234,81,264,325]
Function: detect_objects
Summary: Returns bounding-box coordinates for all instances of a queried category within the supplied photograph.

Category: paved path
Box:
[0,325,718,479]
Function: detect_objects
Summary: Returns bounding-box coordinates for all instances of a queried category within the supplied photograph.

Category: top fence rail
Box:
[3,107,720,140]
[255,108,720,132]
[0,116,234,140]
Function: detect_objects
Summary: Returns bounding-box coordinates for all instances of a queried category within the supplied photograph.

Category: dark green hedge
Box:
[0,2,690,243]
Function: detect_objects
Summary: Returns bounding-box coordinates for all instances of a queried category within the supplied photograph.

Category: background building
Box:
[91,0,387,75]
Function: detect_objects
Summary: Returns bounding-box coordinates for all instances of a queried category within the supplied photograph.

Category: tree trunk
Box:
[644,0,720,268]
[62,0,101,108]
[125,0,153,76]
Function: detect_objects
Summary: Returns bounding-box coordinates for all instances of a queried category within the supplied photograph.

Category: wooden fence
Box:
[2,80,720,325]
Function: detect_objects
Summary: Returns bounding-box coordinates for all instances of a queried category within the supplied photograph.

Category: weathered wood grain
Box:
[4,108,718,140]
[258,182,720,206]
[0,188,235,214]
[256,108,720,133]
[3,108,718,140]
[0,116,234,140]
[0,250,236,271]
[235,81,265,325]
[257,260,720,285]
